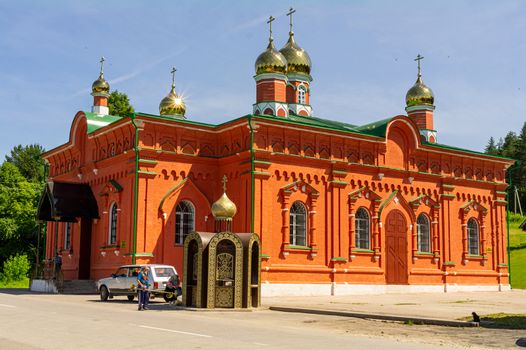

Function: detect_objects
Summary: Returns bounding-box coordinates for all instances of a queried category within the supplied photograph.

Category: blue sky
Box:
[0,0,525,160]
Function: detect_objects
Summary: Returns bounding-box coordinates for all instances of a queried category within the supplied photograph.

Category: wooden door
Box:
[385,210,408,284]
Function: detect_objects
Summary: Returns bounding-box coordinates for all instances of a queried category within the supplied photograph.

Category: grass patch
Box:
[461,313,526,329]
[511,248,526,289]
[0,278,29,289]
[394,303,419,306]
[508,217,526,289]
[509,224,526,248]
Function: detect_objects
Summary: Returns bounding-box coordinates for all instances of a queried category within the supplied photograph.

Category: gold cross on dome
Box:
[414,54,424,76]
[171,67,177,87]
[286,7,296,33]
[267,15,275,40]
[99,56,105,74]
[222,175,228,193]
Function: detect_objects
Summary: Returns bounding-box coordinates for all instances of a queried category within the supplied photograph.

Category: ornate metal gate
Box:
[215,241,235,307]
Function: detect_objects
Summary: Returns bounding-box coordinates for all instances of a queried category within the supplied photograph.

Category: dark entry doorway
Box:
[385,210,408,284]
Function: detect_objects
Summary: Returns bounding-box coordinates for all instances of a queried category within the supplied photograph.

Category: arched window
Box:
[109,203,118,245]
[417,214,431,253]
[467,218,480,255]
[64,222,72,250]
[355,207,370,249]
[298,86,306,105]
[176,200,195,245]
[290,201,307,246]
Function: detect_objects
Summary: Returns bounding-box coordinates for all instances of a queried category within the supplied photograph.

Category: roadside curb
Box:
[269,306,478,327]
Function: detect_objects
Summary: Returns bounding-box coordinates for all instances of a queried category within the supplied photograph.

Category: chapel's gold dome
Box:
[159,86,186,117]
[92,73,110,95]
[279,33,311,75]
[211,192,237,221]
[255,40,288,75]
[406,76,434,107]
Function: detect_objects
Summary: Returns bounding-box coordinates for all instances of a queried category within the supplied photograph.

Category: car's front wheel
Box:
[127,295,135,302]
[100,286,109,301]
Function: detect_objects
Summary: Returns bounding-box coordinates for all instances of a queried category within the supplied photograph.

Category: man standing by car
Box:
[137,266,150,311]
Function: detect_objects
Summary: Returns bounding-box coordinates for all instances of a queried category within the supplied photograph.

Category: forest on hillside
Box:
[485,122,525,212]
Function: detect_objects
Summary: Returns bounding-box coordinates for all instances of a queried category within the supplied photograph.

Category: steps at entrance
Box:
[59,280,97,294]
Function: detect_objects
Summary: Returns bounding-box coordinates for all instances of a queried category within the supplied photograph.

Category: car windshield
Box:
[154,267,175,277]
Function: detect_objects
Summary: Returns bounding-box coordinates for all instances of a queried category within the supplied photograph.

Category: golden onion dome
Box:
[92,73,110,95]
[279,33,311,75]
[211,192,237,221]
[406,75,434,107]
[159,86,186,117]
[255,39,288,75]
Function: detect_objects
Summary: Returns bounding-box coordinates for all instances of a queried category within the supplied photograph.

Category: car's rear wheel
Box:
[127,295,135,302]
[100,286,109,301]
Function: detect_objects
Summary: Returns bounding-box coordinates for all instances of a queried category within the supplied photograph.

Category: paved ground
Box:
[0,289,525,349]
[263,290,526,349]
[263,289,526,320]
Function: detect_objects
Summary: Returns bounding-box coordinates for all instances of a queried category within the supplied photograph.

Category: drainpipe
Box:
[129,114,140,264]
[248,116,255,233]
[506,160,521,287]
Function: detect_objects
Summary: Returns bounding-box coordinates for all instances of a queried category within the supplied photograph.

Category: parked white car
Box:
[96,264,177,302]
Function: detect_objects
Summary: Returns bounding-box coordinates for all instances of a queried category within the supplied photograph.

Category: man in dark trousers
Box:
[53,252,62,280]
[137,266,151,311]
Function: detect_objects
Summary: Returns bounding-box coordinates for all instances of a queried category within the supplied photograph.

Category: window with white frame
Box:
[298,86,306,105]
[289,201,307,246]
[109,202,118,245]
[64,222,72,250]
[175,200,195,245]
[467,218,480,255]
[355,207,370,249]
[417,214,431,253]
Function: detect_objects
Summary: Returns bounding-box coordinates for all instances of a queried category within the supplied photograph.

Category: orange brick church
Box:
[40,12,514,295]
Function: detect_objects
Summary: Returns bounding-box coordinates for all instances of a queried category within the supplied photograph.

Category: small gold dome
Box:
[406,75,434,107]
[92,73,110,95]
[255,40,288,75]
[159,86,186,117]
[211,192,237,221]
[280,33,311,75]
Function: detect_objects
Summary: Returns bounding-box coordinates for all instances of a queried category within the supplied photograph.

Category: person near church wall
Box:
[137,266,151,311]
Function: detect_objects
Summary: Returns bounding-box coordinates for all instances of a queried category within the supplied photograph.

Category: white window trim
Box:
[290,201,307,246]
[355,207,370,250]
[416,214,431,253]
[108,202,118,245]
[467,218,480,255]
[175,200,195,245]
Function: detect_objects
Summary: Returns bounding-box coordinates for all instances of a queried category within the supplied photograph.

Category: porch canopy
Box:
[38,181,99,222]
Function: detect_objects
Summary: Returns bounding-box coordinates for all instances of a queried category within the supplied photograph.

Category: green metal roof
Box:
[85,112,123,133]
[354,117,392,137]
[81,110,513,162]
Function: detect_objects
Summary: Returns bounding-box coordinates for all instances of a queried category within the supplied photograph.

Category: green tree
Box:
[0,162,41,266]
[501,131,519,158]
[485,137,498,155]
[108,90,135,116]
[1,254,30,282]
[5,144,46,183]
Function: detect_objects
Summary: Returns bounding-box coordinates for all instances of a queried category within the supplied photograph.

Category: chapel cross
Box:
[171,67,177,87]
[99,56,105,74]
[286,7,296,33]
[267,15,275,40]
[222,175,228,193]
[414,54,424,76]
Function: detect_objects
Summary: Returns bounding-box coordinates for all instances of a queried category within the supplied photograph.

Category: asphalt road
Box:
[0,291,472,350]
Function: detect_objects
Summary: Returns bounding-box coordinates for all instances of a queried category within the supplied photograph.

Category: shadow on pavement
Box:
[0,288,34,295]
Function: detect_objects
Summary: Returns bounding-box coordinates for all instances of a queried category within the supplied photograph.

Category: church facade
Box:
[41,14,514,295]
